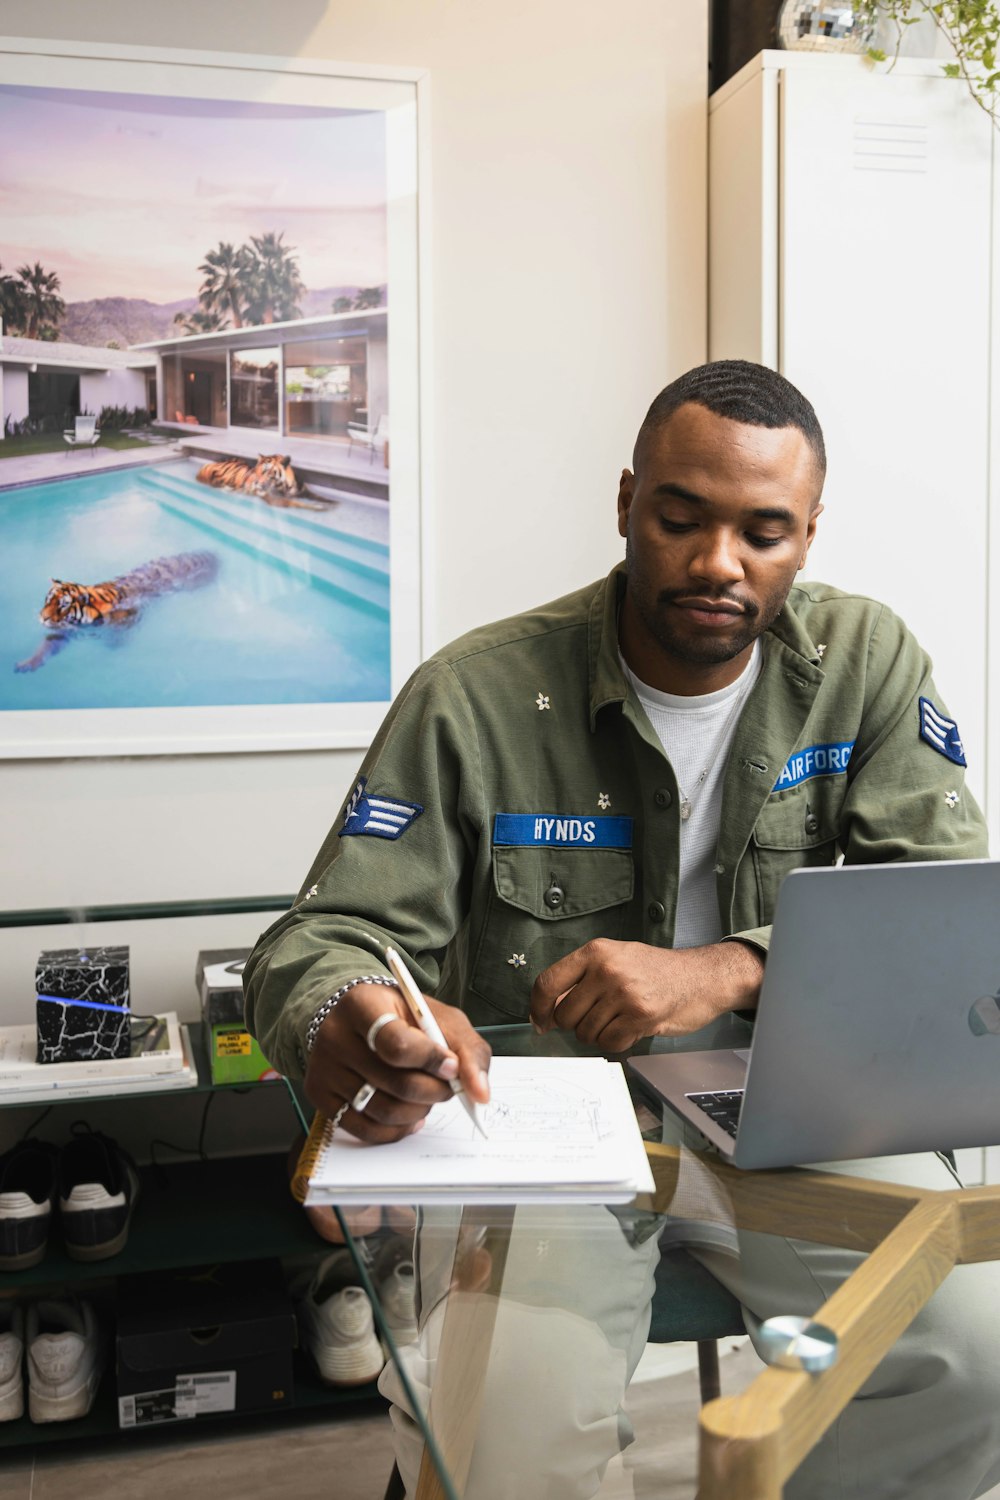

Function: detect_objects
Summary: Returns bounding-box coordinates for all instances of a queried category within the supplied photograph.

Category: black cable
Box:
[17,1105,53,1143]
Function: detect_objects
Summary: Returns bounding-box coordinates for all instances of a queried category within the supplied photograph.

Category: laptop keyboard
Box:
[687,1089,745,1139]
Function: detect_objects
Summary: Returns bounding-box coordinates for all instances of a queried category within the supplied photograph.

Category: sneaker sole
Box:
[0,1378,24,1422]
[0,1197,52,1270]
[0,1242,48,1272]
[29,1364,101,1423]
[64,1219,130,1262]
[313,1334,385,1386]
[381,1313,419,1346]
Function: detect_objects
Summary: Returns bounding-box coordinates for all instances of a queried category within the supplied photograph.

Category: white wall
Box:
[0,2,707,1031]
[80,366,148,415]
[2,365,29,427]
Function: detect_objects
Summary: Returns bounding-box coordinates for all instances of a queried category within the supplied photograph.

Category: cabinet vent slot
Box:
[852,118,928,173]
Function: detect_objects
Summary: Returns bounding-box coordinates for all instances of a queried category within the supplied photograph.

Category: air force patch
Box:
[773,741,855,792]
[919,697,967,767]
[339,777,424,841]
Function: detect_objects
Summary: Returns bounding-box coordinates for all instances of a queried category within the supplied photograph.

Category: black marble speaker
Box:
[35,946,131,1063]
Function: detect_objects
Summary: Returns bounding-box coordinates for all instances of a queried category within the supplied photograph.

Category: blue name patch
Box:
[773,741,855,792]
[919,697,967,767]
[339,777,424,842]
[493,813,633,848]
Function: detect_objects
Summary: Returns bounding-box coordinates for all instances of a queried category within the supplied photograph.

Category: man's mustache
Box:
[658,589,758,618]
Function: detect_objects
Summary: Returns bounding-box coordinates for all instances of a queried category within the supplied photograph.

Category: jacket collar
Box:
[587,565,825,729]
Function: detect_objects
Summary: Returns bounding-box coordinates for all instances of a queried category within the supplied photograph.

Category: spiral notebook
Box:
[292,1056,655,1207]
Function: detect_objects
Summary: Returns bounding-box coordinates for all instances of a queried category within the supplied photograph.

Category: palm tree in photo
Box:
[172,307,228,336]
[197,241,250,329]
[16,262,66,339]
[0,262,29,335]
[353,286,383,310]
[243,232,305,325]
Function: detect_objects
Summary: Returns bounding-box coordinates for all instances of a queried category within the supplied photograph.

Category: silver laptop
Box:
[627,859,1000,1169]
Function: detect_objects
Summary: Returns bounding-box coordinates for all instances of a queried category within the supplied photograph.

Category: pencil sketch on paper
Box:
[420,1077,613,1150]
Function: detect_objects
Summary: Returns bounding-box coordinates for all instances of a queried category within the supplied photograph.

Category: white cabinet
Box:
[709,51,996,848]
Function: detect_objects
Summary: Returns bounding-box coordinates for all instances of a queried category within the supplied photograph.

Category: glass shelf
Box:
[0,896,294,930]
[0,1022,292,1110]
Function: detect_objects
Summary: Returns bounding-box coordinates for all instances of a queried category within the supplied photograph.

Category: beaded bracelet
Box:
[305,974,398,1054]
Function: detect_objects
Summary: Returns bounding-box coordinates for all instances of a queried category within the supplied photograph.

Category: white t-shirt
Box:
[621,641,762,948]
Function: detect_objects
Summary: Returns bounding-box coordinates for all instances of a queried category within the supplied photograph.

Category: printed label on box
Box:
[119,1387,192,1427]
[176,1371,237,1416]
[216,1030,252,1057]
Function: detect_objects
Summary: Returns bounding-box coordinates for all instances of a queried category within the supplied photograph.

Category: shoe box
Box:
[195,949,280,1085]
[115,1258,296,1429]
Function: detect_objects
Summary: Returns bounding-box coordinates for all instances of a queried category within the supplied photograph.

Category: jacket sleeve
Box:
[243,659,486,1078]
[728,603,988,956]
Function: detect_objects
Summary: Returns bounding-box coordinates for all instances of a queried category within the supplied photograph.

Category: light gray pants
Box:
[379,1147,1000,1499]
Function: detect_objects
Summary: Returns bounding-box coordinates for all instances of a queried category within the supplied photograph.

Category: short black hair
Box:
[635,359,826,482]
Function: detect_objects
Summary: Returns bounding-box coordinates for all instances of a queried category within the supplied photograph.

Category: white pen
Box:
[384,946,489,1139]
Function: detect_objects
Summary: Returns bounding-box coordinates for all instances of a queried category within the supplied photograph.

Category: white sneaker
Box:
[58,1132,140,1262]
[379,1260,418,1347]
[294,1252,384,1387]
[0,1303,24,1421]
[27,1299,104,1422]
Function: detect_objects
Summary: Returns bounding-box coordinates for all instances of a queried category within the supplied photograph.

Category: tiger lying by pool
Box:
[15,551,219,673]
[196,454,323,510]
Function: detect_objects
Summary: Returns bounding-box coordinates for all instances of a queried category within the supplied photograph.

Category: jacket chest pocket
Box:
[751,791,842,920]
[469,847,635,1019]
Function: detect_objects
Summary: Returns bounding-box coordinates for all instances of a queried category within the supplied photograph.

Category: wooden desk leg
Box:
[698,1195,960,1500]
[414,1206,516,1500]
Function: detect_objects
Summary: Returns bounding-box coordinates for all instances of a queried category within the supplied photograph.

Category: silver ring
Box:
[330,1100,350,1133]
[366,1011,401,1052]
[350,1082,376,1114]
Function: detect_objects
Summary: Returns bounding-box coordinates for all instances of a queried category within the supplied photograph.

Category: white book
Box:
[0,1025,198,1104]
[302,1056,656,1207]
[0,1011,185,1084]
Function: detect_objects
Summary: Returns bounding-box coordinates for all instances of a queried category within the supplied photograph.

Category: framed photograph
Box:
[0,38,427,757]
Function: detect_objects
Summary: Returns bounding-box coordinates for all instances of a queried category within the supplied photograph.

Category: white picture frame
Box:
[0,38,429,757]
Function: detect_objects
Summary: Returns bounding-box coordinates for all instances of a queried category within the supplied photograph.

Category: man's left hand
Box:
[530,939,764,1052]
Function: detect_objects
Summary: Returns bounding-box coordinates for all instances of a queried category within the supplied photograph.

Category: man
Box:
[245,361,1000,1498]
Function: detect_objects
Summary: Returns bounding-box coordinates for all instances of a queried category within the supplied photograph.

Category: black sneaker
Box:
[57,1129,140,1262]
[0,1140,57,1271]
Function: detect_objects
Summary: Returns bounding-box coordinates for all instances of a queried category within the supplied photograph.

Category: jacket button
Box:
[804,813,819,836]
[544,883,565,910]
[647,901,665,923]
[654,788,672,808]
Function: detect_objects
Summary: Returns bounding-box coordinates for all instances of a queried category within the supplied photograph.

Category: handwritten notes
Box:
[304,1056,655,1206]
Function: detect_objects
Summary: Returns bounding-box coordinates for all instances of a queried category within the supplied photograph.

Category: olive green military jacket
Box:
[244,566,987,1078]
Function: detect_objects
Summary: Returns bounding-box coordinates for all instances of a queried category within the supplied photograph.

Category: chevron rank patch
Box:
[339,777,424,841]
[919,697,967,767]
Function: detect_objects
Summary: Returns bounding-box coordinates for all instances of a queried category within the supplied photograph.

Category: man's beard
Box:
[625,542,791,667]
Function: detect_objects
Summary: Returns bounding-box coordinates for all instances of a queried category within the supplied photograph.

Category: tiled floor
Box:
[8,1340,1000,1500]
[0,1342,750,1500]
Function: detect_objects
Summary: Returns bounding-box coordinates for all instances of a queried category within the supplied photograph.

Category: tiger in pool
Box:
[195,454,324,510]
[15,551,219,673]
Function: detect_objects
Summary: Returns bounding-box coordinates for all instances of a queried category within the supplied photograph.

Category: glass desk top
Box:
[329,1023,1000,1500]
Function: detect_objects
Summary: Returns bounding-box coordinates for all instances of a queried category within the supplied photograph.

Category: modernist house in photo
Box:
[0,330,155,433]
[1,307,388,482]
[137,307,387,459]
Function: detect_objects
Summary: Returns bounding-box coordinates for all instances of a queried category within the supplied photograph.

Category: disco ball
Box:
[777,2,875,52]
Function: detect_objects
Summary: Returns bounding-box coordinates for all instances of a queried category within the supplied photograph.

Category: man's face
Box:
[617,402,823,693]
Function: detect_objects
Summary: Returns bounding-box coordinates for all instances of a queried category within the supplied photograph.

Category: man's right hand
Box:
[304,981,492,1144]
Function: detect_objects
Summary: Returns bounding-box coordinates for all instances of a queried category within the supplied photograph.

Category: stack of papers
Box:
[302,1056,656,1207]
[0,1013,197,1102]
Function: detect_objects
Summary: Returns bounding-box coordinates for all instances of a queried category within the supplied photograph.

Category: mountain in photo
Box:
[59,286,387,350]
